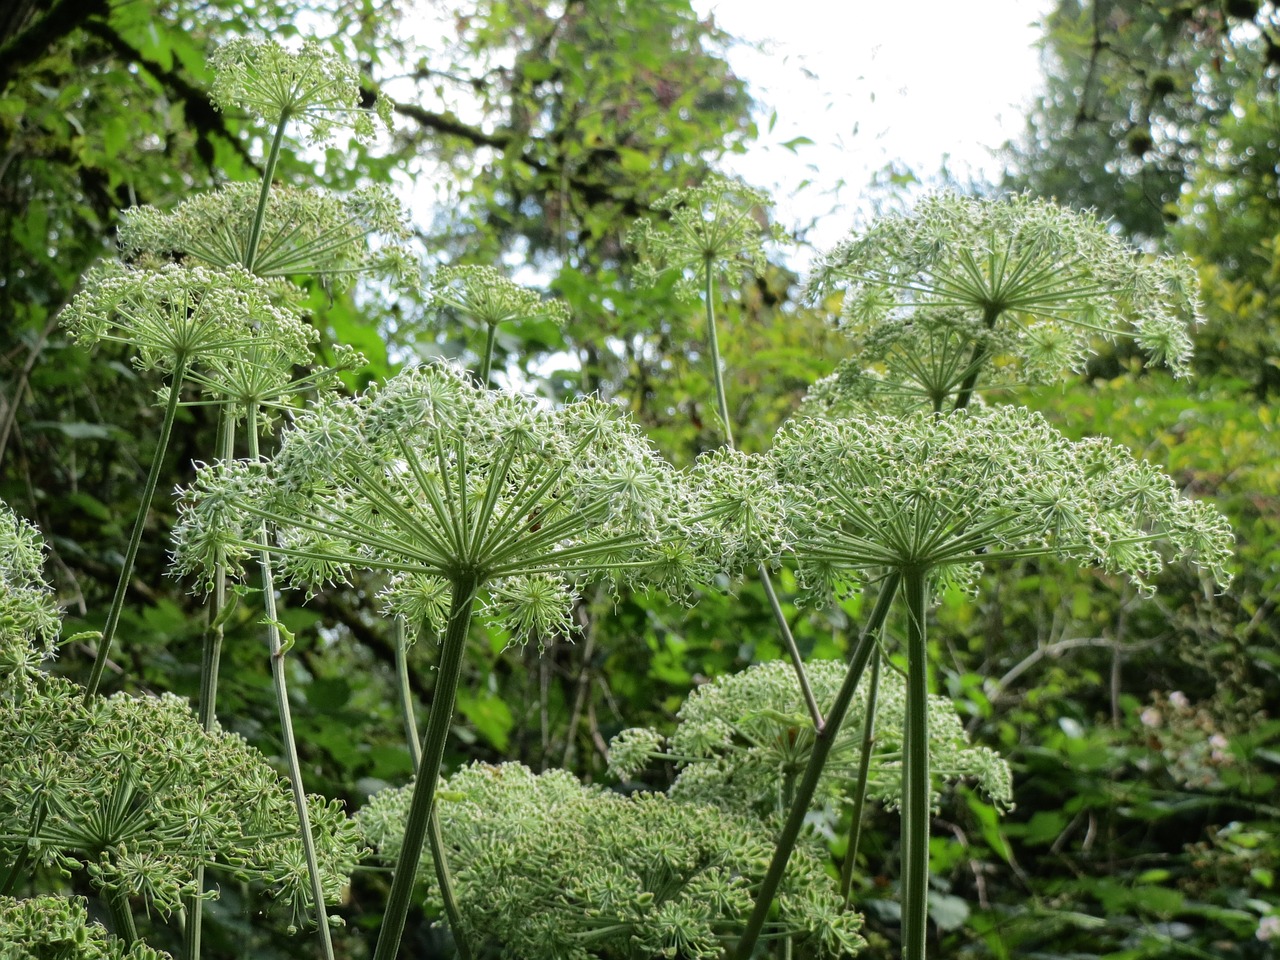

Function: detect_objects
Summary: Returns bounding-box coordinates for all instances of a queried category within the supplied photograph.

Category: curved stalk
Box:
[735,574,901,959]
[196,409,236,730]
[839,645,882,906]
[248,410,335,960]
[373,576,480,960]
[901,567,932,960]
[392,617,473,960]
[86,355,190,698]
[478,323,499,388]
[1,800,46,896]
[758,563,823,729]
[700,257,821,728]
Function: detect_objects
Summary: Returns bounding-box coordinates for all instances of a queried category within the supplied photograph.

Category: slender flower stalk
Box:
[628,176,823,727]
[840,647,881,906]
[389,615,472,960]
[734,577,900,957]
[246,407,335,960]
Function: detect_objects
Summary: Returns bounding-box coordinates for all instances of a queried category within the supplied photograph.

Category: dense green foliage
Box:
[0,1,1275,959]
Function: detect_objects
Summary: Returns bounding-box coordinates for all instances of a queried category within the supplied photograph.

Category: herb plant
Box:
[0,31,1237,960]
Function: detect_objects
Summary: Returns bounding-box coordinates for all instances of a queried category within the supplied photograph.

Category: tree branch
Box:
[81,19,256,170]
[0,0,107,92]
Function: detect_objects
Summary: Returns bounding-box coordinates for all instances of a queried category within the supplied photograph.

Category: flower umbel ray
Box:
[173,363,700,643]
[805,194,1205,413]
[773,405,1233,593]
[119,184,414,289]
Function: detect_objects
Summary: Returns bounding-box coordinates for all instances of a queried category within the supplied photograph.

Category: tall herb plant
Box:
[0,35,1236,960]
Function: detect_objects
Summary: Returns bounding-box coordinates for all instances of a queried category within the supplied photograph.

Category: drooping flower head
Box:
[772,406,1234,601]
[173,364,700,646]
[209,38,392,143]
[609,659,1012,818]
[805,194,1204,410]
[358,762,866,958]
[118,183,415,288]
[628,175,781,301]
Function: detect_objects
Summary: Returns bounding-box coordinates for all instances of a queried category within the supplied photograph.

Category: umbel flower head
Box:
[805,193,1204,407]
[209,38,392,143]
[799,305,1028,417]
[627,174,781,301]
[61,263,290,375]
[771,406,1234,600]
[0,675,361,925]
[0,502,61,680]
[173,364,699,645]
[609,659,1012,818]
[357,762,866,960]
[118,183,415,288]
[0,895,170,960]
[429,265,571,332]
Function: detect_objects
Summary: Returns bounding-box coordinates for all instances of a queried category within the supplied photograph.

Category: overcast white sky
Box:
[693,1,1052,256]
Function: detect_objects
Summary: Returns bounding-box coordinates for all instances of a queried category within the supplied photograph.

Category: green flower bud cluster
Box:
[805,193,1204,411]
[0,675,361,925]
[358,762,865,960]
[0,504,60,681]
[172,363,712,646]
[610,659,1012,816]
[0,895,171,960]
[627,175,782,301]
[119,183,415,289]
[209,39,392,144]
[771,406,1234,598]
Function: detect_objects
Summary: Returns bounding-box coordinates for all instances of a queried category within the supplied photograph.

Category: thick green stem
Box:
[242,117,288,274]
[840,646,882,906]
[951,304,1002,411]
[86,356,189,698]
[106,889,138,946]
[392,617,473,960]
[249,415,335,960]
[478,323,498,388]
[901,568,932,960]
[735,574,901,959]
[373,577,479,960]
